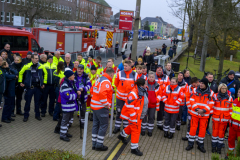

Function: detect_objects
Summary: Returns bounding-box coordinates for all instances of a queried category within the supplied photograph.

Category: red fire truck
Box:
[32,22,95,55]
[0,26,43,58]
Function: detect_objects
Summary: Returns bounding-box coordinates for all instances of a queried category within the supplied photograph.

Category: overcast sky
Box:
[105,0,183,28]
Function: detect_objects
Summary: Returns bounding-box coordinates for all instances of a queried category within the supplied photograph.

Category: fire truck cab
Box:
[32,22,95,55]
[0,26,43,58]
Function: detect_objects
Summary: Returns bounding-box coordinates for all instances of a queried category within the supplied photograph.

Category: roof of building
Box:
[88,0,111,8]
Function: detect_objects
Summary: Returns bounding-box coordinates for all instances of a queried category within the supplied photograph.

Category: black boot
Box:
[95,145,108,151]
[217,147,221,154]
[148,132,152,137]
[60,136,70,142]
[168,133,173,139]
[182,137,188,141]
[113,128,120,134]
[117,134,128,144]
[197,144,206,153]
[158,126,163,130]
[212,147,217,153]
[176,125,180,131]
[141,131,145,136]
[131,148,143,156]
[181,121,186,125]
[185,145,193,151]
[164,131,168,138]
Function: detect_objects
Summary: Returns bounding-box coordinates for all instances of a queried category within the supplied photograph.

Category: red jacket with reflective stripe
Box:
[186,85,196,113]
[190,87,214,118]
[212,93,232,122]
[115,69,137,101]
[90,73,113,110]
[162,85,184,113]
[120,87,144,124]
[155,73,170,102]
[178,80,188,106]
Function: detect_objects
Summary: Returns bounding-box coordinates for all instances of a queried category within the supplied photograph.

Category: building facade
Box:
[0,0,112,27]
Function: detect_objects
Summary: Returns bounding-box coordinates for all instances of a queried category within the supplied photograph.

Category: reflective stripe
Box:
[91,99,102,104]
[192,103,210,111]
[100,99,107,102]
[176,101,180,104]
[190,110,209,117]
[212,117,220,121]
[120,114,130,120]
[233,110,240,115]
[230,120,240,126]
[61,104,76,107]
[221,119,229,122]
[91,104,105,108]
[130,112,136,117]
[190,98,195,101]
[126,105,134,108]
[69,94,73,100]
[60,88,72,93]
[165,104,179,108]
[131,91,138,99]
[165,108,179,112]
[116,94,127,99]
[117,90,128,96]
[214,107,229,111]
[130,119,137,122]
[134,107,140,110]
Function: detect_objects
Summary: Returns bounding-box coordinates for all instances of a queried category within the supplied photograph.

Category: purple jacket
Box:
[60,78,78,112]
[74,72,91,103]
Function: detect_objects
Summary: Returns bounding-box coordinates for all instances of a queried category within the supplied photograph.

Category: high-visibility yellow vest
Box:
[232,98,240,121]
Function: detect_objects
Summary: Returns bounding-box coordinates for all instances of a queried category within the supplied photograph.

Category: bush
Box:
[0,149,84,160]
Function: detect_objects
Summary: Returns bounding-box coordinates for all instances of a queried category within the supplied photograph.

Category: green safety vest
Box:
[232,97,240,121]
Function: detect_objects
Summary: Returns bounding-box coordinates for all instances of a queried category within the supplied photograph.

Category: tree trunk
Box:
[199,0,214,72]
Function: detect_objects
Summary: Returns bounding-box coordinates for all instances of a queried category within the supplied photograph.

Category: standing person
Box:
[143,47,154,72]
[143,46,147,57]
[115,41,119,60]
[1,61,18,123]
[164,62,175,79]
[104,58,119,74]
[173,44,177,56]
[171,38,173,45]
[206,72,218,135]
[184,69,191,85]
[118,78,148,156]
[39,54,47,64]
[142,65,148,77]
[11,56,24,116]
[59,69,80,142]
[1,51,11,65]
[53,51,64,66]
[162,77,184,139]
[176,72,188,130]
[130,59,136,72]
[150,60,158,72]
[158,48,162,55]
[86,55,94,74]
[53,62,65,122]
[168,47,173,60]
[22,52,32,65]
[220,70,239,98]
[118,55,127,71]
[91,68,114,151]
[136,65,147,81]
[0,57,4,127]
[76,54,86,71]
[211,84,233,154]
[73,61,79,72]
[18,54,48,122]
[113,60,137,134]
[182,77,200,141]
[176,39,179,44]
[227,88,240,158]
[41,56,57,117]
[74,64,91,126]
[141,72,160,137]
[0,44,14,62]
[155,65,170,130]
[162,43,167,55]
[186,78,214,153]
[64,53,74,70]
[135,58,144,67]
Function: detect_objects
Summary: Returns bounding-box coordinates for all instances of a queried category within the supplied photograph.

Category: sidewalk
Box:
[0,102,228,159]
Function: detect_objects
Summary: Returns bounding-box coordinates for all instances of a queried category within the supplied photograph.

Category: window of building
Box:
[26,16,29,24]
[45,3,48,10]
[26,0,29,6]
[69,7,72,15]
[31,39,40,52]
[76,10,78,17]
[83,31,88,38]
[7,0,10,3]
[11,12,15,21]
[6,12,10,22]
[22,0,25,5]
[12,0,16,4]
[62,5,64,13]
[17,0,20,5]
[59,4,61,13]
[30,0,33,7]
[1,12,4,22]
[56,4,58,12]
[77,0,79,7]
[0,36,29,51]
[49,3,52,11]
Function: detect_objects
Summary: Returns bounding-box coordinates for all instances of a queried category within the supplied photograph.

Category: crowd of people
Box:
[0,43,240,158]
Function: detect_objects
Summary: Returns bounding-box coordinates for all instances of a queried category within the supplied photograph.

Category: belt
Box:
[31,83,40,89]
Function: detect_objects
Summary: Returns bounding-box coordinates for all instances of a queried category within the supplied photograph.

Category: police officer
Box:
[19,54,48,122]
[1,61,18,123]
[41,56,57,117]
[91,68,114,151]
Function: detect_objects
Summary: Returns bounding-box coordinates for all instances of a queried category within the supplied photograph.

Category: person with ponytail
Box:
[117,78,148,156]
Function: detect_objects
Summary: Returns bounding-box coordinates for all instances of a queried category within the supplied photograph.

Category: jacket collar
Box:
[196,86,211,95]
[102,73,112,83]
[217,92,229,100]
[178,79,186,86]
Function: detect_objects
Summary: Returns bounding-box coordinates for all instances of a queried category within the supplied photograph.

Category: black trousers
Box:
[13,86,24,114]
[41,85,55,114]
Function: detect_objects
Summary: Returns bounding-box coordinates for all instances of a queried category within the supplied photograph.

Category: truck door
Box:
[39,31,57,52]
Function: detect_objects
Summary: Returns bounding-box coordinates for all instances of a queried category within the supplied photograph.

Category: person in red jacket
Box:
[211,83,233,154]
[141,71,160,137]
[162,77,184,139]
[176,72,188,130]
[186,78,214,153]
[117,78,148,156]
[136,65,147,80]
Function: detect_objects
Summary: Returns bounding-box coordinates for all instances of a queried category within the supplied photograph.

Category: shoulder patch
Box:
[106,84,109,88]
[129,96,132,100]
[66,92,69,96]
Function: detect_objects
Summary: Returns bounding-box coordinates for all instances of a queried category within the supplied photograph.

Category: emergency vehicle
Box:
[0,26,43,58]
[32,22,95,55]
[95,27,129,55]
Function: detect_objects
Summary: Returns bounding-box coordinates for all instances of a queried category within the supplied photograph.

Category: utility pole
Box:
[182,0,187,42]
[200,0,214,72]
[131,0,141,61]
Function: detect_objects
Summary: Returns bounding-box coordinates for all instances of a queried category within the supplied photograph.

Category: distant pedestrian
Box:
[22,51,32,65]
[143,47,154,72]
[162,44,167,55]
[168,47,173,60]
[158,48,162,55]
[173,44,177,56]
[171,39,173,45]
[115,41,119,60]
